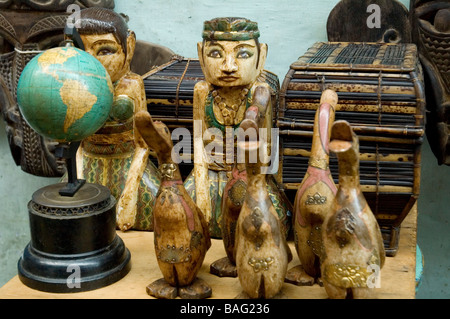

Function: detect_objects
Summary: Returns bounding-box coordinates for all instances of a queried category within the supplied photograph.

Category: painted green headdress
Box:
[202,17,260,41]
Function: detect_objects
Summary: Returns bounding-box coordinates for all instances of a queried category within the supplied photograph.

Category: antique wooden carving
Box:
[73,7,161,231]
[234,124,292,299]
[327,0,411,43]
[4,0,114,11]
[286,89,337,286]
[189,17,291,242]
[322,120,385,299]
[0,1,114,177]
[0,7,69,176]
[411,0,450,165]
[135,110,212,299]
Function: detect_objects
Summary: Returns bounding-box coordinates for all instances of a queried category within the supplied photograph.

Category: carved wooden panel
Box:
[411,0,450,165]
[0,1,114,177]
[327,0,411,43]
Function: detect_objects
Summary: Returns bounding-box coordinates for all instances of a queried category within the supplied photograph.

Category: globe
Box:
[17,45,113,143]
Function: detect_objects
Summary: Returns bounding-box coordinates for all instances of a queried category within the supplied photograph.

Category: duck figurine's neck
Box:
[336,150,360,189]
[308,101,335,171]
[329,121,360,189]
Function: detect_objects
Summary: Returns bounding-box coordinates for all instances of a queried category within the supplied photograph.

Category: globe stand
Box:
[55,142,86,196]
[18,142,131,293]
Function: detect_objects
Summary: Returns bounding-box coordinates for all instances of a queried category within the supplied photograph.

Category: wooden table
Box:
[0,207,417,299]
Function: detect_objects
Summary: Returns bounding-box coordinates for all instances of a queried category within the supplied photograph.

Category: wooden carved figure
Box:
[135,110,212,299]
[321,120,385,299]
[74,8,160,231]
[0,1,114,178]
[411,0,450,165]
[234,121,292,299]
[327,0,411,43]
[287,89,338,286]
[188,16,290,242]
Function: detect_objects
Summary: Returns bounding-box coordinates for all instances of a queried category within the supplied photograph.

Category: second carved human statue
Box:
[73,8,160,231]
[185,17,292,278]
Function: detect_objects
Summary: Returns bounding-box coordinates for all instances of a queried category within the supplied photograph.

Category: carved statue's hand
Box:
[116,146,150,231]
[239,106,260,143]
[116,195,136,231]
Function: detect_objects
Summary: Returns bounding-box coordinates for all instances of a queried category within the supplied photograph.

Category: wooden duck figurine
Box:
[287,89,338,286]
[321,120,385,299]
[234,121,292,299]
[135,110,212,299]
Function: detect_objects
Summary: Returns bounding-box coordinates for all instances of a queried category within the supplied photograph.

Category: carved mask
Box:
[411,0,450,165]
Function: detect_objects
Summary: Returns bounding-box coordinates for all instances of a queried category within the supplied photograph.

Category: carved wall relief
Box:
[327,0,411,43]
[0,1,114,176]
[411,0,450,165]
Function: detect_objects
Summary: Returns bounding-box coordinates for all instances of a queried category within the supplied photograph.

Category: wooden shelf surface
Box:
[0,206,417,299]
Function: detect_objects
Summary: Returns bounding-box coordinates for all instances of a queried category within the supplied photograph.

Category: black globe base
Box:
[17,182,131,293]
[18,236,131,293]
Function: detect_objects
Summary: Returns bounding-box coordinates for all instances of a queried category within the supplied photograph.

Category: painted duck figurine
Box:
[135,110,212,299]
[287,89,338,285]
[234,121,292,299]
[321,120,385,299]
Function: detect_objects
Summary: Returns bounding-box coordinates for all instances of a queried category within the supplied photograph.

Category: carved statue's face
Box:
[198,39,267,87]
[80,33,128,83]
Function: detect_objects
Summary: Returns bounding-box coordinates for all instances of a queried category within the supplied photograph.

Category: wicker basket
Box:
[142,57,280,178]
[278,42,426,256]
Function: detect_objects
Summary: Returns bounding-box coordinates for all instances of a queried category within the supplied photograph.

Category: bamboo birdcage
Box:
[278,42,426,256]
[142,57,280,178]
